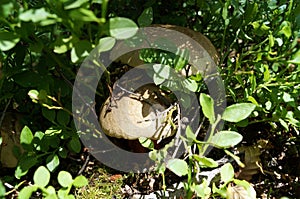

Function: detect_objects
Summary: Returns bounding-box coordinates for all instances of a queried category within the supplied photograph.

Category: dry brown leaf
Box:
[237,145,261,181]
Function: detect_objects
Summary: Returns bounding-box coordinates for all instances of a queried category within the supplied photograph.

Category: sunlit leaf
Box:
[0,31,20,51]
[109,17,138,39]
[20,126,33,145]
[58,171,73,187]
[46,154,60,172]
[73,176,88,187]
[222,103,255,123]
[33,166,50,187]
[220,163,234,184]
[167,158,188,177]
[200,93,215,124]
[211,131,243,148]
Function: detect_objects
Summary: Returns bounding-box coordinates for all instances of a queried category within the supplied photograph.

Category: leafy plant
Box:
[18,166,88,199]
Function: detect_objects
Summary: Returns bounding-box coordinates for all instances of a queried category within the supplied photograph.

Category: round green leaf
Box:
[33,166,50,187]
[20,126,34,145]
[211,131,243,148]
[167,158,188,177]
[73,175,88,187]
[0,31,20,51]
[98,37,116,52]
[58,171,73,187]
[222,103,256,123]
[57,110,70,126]
[220,163,234,184]
[109,17,138,39]
[193,155,218,168]
[68,137,81,153]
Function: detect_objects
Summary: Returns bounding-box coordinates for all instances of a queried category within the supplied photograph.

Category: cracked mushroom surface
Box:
[99,84,177,140]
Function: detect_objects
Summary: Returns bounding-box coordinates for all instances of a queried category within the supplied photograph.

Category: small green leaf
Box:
[200,93,215,124]
[57,110,70,126]
[193,155,218,168]
[98,37,116,52]
[109,17,138,39]
[18,185,38,199]
[185,125,196,145]
[19,8,57,23]
[0,180,5,198]
[282,92,294,102]
[211,131,243,148]
[222,103,256,123]
[20,126,34,145]
[220,163,234,184]
[167,158,188,177]
[58,171,73,187]
[138,7,153,27]
[42,108,56,122]
[279,21,292,38]
[0,31,20,51]
[15,156,38,179]
[46,154,60,172]
[194,179,211,197]
[71,40,92,63]
[288,50,300,64]
[73,176,88,187]
[68,137,81,153]
[182,79,198,92]
[33,166,50,187]
[0,137,2,146]
[139,137,154,149]
[69,8,100,22]
[64,0,89,10]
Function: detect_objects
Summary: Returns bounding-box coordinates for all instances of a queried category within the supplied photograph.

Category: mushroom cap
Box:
[99,84,175,140]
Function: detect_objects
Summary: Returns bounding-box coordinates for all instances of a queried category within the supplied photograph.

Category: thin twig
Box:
[0,98,11,128]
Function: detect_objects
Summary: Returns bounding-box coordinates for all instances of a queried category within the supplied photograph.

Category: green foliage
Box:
[18,166,88,199]
[0,0,299,198]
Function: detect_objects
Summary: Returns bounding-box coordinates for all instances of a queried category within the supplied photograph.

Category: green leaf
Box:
[0,137,2,146]
[200,93,215,124]
[0,180,5,198]
[282,92,294,102]
[288,50,300,64]
[0,31,20,51]
[28,90,39,102]
[185,125,196,144]
[279,21,292,38]
[69,8,100,22]
[64,0,89,10]
[182,79,198,92]
[153,64,172,84]
[194,179,211,197]
[109,17,138,39]
[33,166,50,187]
[73,176,88,187]
[18,185,38,199]
[98,37,116,52]
[138,7,153,27]
[42,108,56,122]
[193,155,218,168]
[139,137,154,149]
[71,40,92,63]
[20,126,33,145]
[220,163,234,184]
[222,103,256,122]
[58,171,73,187]
[19,8,57,23]
[68,137,81,153]
[57,110,70,126]
[167,158,188,177]
[46,154,60,172]
[15,156,38,179]
[211,131,243,148]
